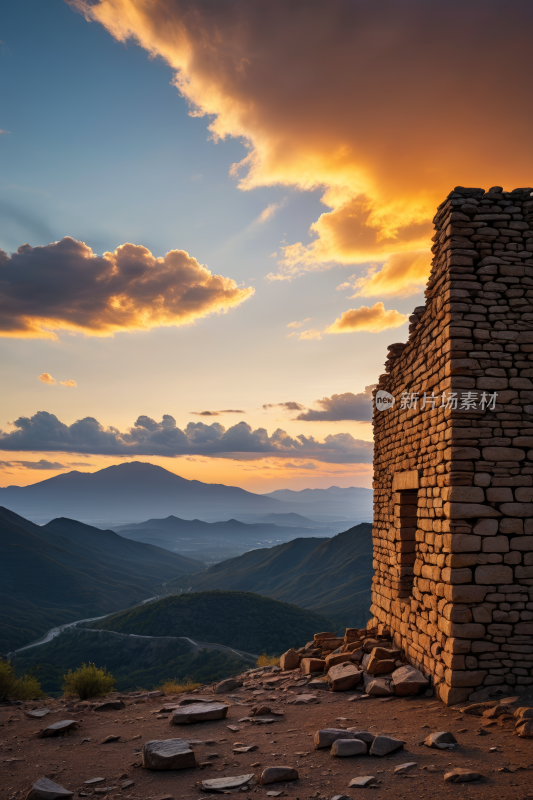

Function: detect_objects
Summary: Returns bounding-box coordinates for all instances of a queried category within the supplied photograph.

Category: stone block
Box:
[279,649,301,671]
[482,536,509,553]
[475,565,513,584]
[171,703,228,724]
[443,533,481,552]
[445,669,487,687]
[473,519,499,535]
[327,663,363,691]
[500,503,533,517]
[482,447,525,462]
[391,665,429,696]
[314,729,360,749]
[300,658,326,674]
[331,738,367,757]
[444,585,488,603]
[444,502,501,519]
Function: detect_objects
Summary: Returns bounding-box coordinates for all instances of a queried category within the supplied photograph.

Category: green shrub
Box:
[160,677,200,694]
[0,659,45,700]
[62,662,116,700]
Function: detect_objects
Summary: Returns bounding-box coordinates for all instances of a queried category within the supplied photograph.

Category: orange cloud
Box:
[287,318,311,329]
[345,250,432,298]
[287,328,322,341]
[60,379,77,387]
[326,303,408,334]
[38,373,56,384]
[0,237,253,339]
[71,0,533,290]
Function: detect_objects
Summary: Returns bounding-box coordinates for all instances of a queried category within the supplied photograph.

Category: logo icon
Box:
[375,390,395,411]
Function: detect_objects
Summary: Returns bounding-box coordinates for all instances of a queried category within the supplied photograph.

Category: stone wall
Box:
[370,185,533,705]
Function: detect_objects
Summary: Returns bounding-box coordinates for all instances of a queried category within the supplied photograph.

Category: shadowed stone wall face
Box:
[370,185,533,705]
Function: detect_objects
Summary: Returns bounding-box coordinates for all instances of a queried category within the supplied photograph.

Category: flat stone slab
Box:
[26,777,74,799]
[286,694,318,704]
[348,776,378,787]
[101,735,120,743]
[261,766,298,785]
[39,720,78,738]
[233,745,258,753]
[391,665,429,697]
[444,768,482,783]
[369,735,404,757]
[94,699,125,711]
[171,703,228,724]
[25,708,51,719]
[143,738,196,770]
[84,778,106,785]
[394,762,417,774]
[201,774,254,792]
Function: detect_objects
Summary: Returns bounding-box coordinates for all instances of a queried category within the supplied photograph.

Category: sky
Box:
[0,0,532,492]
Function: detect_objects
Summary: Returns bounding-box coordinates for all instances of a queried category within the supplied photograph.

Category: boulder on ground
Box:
[369,735,404,757]
[314,632,335,642]
[328,663,363,692]
[345,730,375,745]
[25,778,74,800]
[215,678,243,694]
[260,766,298,785]
[142,738,196,770]
[444,768,482,783]
[391,665,429,696]
[331,739,367,757]
[39,720,78,738]
[514,707,533,720]
[280,648,301,671]
[300,658,326,674]
[424,731,457,749]
[171,703,228,724]
[314,728,360,749]
[94,699,125,711]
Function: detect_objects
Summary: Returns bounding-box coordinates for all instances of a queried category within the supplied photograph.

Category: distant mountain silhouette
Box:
[162,523,373,627]
[0,506,203,653]
[113,514,336,566]
[0,461,284,525]
[263,486,373,521]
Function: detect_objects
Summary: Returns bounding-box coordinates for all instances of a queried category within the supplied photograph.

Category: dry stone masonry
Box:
[370,184,533,705]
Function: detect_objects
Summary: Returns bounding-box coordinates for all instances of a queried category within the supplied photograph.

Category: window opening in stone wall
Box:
[393,488,418,599]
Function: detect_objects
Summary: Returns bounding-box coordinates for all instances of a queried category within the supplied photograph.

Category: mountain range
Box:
[0,506,202,653]
[113,514,340,565]
[161,523,373,627]
[0,462,372,526]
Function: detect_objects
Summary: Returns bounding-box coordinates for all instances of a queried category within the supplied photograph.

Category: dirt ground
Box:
[3,671,533,800]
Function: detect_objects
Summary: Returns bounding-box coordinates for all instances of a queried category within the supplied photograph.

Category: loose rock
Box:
[391,665,429,696]
[348,776,378,787]
[25,777,74,799]
[25,708,50,719]
[39,720,78,738]
[314,729,361,749]
[394,762,417,774]
[444,768,482,783]
[94,699,125,711]
[202,774,254,792]
[331,739,367,757]
[369,735,404,757]
[171,702,228,724]
[215,678,243,694]
[142,738,196,770]
[260,766,298,785]
[328,663,363,692]
[424,731,457,749]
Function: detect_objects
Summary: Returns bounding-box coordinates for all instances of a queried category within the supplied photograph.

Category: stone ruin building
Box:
[370,185,533,705]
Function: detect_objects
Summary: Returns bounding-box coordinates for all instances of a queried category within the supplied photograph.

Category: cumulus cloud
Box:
[326,303,408,334]
[287,319,311,329]
[0,237,253,339]
[38,373,56,384]
[0,459,67,470]
[297,387,376,422]
[60,379,77,387]
[71,0,533,288]
[0,410,373,464]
